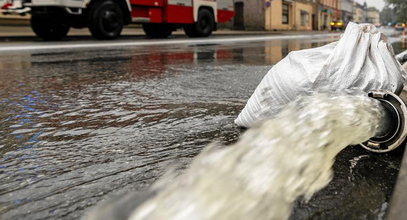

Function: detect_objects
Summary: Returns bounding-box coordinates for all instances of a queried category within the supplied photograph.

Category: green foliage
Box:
[386,0,407,22]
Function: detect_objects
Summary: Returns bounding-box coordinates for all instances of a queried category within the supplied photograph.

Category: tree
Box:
[380,5,397,25]
[386,0,407,22]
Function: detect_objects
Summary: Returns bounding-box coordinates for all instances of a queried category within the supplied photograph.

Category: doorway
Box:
[234,2,244,30]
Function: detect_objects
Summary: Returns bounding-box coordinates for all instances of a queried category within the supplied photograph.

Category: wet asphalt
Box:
[0,29,406,220]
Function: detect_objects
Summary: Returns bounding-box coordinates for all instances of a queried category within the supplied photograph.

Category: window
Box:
[301,10,309,26]
[282,3,289,24]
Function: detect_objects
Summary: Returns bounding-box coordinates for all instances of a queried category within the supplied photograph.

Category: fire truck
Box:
[0,0,234,40]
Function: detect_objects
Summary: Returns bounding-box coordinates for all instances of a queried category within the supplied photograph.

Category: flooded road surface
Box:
[0,33,406,220]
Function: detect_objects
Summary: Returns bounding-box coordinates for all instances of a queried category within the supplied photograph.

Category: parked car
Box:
[395,23,406,31]
[330,20,345,30]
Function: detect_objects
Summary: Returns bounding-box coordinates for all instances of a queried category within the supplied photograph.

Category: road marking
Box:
[0,34,341,53]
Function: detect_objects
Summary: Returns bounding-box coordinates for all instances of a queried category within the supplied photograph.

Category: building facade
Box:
[226,0,379,31]
[353,2,367,23]
[318,0,340,30]
[366,7,380,25]
[340,0,353,23]
[229,0,264,30]
[264,0,315,31]
[229,0,318,31]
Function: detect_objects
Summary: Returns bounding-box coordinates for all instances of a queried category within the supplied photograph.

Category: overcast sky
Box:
[354,0,386,11]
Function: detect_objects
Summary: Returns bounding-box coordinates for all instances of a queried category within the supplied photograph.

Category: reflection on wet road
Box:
[0,34,406,219]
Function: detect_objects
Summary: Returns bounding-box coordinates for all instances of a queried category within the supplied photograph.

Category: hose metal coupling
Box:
[361,90,407,153]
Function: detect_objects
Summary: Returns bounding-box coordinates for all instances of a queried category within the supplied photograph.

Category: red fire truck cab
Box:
[0,0,235,40]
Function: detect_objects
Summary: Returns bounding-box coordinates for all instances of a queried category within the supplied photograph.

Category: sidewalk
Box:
[0,14,30,26]
[0,17,337,38]
[0,24,335,39]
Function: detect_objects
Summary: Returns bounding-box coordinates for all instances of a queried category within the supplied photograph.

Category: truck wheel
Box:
[142,24,172,38]
[31,15,70,41]
[184,8,214,37]
[88,0,123,40]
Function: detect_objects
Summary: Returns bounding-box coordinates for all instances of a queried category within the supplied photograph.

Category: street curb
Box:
[0,18,30,26]
[0,33,343,52]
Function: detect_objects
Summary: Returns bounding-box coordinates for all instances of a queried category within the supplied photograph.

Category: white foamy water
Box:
[129,94,384,220]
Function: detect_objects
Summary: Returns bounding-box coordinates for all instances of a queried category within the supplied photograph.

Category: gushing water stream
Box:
[122,93,387,220]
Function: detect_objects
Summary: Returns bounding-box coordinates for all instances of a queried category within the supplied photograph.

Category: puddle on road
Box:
[0,36,404,219]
